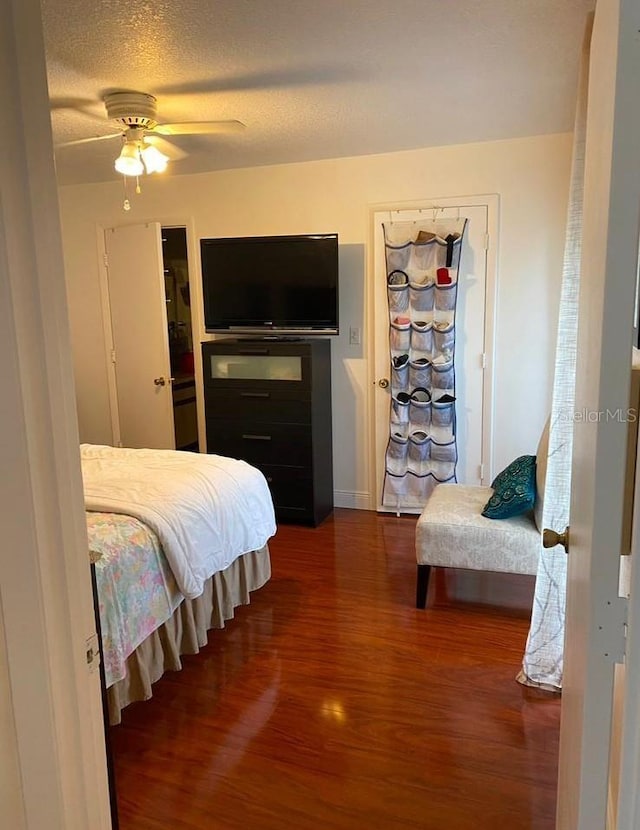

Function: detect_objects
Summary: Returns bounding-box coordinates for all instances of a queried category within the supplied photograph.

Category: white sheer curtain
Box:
[517,17,592,691]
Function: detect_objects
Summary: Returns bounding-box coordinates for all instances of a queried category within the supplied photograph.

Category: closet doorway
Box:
[162,228,199,452]
[102,222,199,451]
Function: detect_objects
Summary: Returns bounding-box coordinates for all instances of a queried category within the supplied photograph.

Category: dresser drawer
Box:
[202,344,311,391]
[206,420,312,467]
[204,387,311,424]
[257,464,314,519]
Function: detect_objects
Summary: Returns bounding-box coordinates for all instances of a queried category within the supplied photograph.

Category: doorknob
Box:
[153,376,166,387]
[378,378,390,389]
[543,526,570,553]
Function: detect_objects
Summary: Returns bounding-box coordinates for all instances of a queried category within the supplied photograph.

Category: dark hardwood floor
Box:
[110,508,560,830]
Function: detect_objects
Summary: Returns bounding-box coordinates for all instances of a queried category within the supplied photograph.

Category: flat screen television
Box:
[200,233,339,336]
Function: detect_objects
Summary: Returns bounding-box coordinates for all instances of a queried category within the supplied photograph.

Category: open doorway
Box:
[161,227,199,452]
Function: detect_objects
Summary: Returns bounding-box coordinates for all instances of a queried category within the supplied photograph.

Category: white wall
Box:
[59,133,571,503]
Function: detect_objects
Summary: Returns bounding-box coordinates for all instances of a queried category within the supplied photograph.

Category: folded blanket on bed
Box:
[81,444,276,599]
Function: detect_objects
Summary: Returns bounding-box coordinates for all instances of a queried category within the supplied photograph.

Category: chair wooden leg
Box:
[416,564,431,609]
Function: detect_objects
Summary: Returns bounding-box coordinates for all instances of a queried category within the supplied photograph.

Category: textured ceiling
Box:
[42,0,594,186]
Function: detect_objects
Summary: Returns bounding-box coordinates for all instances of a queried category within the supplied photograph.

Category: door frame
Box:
[2,0,111,826]
[366,194,499,510]
[97,217,202,449]
[556,1,640,826]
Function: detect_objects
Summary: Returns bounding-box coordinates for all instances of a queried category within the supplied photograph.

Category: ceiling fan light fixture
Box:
[115,142,144,177]
[140,142,169,174]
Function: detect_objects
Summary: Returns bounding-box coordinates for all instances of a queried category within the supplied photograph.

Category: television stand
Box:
[201,338,333,526]
[250,335,304,341]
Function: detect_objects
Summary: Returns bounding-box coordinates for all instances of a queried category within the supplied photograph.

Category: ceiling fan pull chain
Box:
[122,176,130,212]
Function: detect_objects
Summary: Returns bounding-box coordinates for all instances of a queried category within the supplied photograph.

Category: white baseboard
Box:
[333,490,372,511]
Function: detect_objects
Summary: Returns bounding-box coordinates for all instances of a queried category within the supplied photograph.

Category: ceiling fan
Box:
[55,91,245,201]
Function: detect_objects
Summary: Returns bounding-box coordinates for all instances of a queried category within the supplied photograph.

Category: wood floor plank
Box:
[111,508,560,829]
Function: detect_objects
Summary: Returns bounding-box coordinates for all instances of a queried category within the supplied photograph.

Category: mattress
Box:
[81,443,277,599]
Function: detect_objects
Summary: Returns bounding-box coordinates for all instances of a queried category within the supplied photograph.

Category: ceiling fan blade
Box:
[55,132,121,149]
[145,134,188,161]
[156,66,359,96]
[154,120,246,136]
[49,96,102,114]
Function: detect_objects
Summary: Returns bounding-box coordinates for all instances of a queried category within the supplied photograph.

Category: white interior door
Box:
[104,222,175,449]
[371,197,497,512]
[557,2,640,828]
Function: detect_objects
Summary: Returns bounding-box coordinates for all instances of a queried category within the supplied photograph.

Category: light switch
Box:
[349,326,361,346]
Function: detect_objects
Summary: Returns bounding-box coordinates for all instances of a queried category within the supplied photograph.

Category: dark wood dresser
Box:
[202,338,333,525]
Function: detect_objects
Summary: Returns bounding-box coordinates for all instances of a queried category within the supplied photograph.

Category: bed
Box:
[81,444,276,724]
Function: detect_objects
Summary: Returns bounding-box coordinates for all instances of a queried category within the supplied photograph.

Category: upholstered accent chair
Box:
[415,485,539,607]
[415,423,548,609]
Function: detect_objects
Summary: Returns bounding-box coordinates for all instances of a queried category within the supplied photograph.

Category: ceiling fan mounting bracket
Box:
[104,91,158,130]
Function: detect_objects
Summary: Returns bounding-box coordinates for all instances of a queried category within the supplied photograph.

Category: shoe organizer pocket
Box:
[390,320,411,353]
[433,324,455,356]
[390,422,409,441]
[410,322,433,354]
[409,390,431,429]
[388,283,410,316]
[430,438,457,482]
[390,392,411,426]
[387,269,408,286]
[435,282,458,312]
[407,267,436,287]
[391,359,409,393]
[406,471,435,502]
[433,308,455,329]
[435,267,456,286]
[431,361,455,393]
[387,285,409,319]
[431,400,456,441]
[409,282,435,316]
[408,430,431,475]
[410,237,439,272]
[385,243,412,273]
[409,358,431,389]
[386,434,408,475]
[383,470,409,499]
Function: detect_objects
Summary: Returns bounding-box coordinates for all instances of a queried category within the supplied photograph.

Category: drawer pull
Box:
[242,434,272,441]
[240,391,270,398]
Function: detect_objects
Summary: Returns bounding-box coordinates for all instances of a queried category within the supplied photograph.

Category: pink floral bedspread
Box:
[88,512,183,687]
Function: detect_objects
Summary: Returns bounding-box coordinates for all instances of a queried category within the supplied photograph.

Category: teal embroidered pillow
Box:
[482,455,537,520]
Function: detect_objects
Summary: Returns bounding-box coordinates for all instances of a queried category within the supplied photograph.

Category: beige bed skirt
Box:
[107,545,271,725]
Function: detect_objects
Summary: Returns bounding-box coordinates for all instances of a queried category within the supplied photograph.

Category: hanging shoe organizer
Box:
[382,217,468,510]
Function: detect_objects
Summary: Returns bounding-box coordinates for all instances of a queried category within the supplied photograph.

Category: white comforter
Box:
[81,444,276,599]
